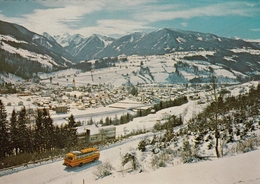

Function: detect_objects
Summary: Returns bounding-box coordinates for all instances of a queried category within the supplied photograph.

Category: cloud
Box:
[0,0,259,38]
[0,1,105,36]
[0,1,154,37]
[74,19,154,37]
[20,1,156,37]
[134,2,258,23]
[245,2,256,7]
[97,19,152,31]
[181,22,188,27]
[251,28,260,32]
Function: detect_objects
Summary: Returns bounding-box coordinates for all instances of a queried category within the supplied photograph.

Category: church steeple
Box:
[72,78,75,89]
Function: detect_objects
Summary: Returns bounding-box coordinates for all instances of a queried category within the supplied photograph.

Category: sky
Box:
[0,0,260,39]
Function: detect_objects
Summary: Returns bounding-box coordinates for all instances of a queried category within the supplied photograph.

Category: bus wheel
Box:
[79,163,83,167]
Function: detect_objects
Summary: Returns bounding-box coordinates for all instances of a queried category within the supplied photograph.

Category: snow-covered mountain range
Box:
[0,19,260,82]
[93,28,258,58]
[54,33,115,61]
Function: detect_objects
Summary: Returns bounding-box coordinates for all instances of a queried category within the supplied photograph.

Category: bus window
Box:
[66,156,73,160]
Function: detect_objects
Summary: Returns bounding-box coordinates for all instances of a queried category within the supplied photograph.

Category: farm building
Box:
[77,126,116,146]
[54,105,68,113]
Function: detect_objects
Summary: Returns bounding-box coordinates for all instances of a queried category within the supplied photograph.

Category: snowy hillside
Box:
[0,20,75,78]
[0,34,60,68]
[41,52,249,87]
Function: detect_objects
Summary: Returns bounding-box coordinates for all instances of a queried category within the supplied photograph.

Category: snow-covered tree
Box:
[122,151,139,170]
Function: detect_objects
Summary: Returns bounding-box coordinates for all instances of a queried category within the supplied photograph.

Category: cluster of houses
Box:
[2,78,207,116]
[3,81,128,113]
[1,76,210,145]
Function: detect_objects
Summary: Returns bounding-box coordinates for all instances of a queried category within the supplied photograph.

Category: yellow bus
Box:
[63,147,100,167]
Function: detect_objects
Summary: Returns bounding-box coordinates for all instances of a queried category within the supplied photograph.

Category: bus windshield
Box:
[65,156,73,160]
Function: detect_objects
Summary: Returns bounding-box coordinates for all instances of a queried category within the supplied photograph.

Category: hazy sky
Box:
[0,0,259,39]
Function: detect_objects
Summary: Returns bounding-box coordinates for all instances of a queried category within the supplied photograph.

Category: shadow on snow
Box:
[63,160,102,172]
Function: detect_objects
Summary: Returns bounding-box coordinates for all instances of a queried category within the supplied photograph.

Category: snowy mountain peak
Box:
[42,32,57,43]
[92,34,115,46]
[53,33,85,47]
[63,32,70,37]
[53,33,116,61]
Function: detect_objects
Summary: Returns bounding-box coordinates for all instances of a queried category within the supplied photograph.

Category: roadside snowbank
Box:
[94,148,260,184]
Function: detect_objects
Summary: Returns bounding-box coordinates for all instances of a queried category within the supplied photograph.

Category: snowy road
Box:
[0,133,148,184]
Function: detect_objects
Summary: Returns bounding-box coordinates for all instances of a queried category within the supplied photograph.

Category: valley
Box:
[0,17,260,184]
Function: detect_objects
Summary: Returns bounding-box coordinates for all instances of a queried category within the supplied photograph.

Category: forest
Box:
[0,106,78,168]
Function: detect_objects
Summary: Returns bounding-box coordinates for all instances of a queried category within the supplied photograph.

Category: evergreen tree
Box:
[99,118,104,126]
[87,118,94,125]
[120,116,124,125]
[40,108,54,150]
[54,125,66,149]
[181,138,193,163]
[66,114,77,149]
[164,117,174,142]
[0,100,11,157]
[109,117,112,125]
[17,107,30,153]
[105,116,110,126]
[68,114,77,128]
[130,86,138,96]
[159,101,163,110]
[44,110,54,151]
[10,109,19,155]
[113,114,119,125]
[34,109,45,152]
[126,113,131,122]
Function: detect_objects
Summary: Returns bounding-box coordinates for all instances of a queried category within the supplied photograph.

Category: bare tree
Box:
[212,77,220,157]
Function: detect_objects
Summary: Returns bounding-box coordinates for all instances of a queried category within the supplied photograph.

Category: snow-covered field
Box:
[1,128,260,184]
[94,148,260,184]
[36,51,243,88]
[1,93,260,184]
